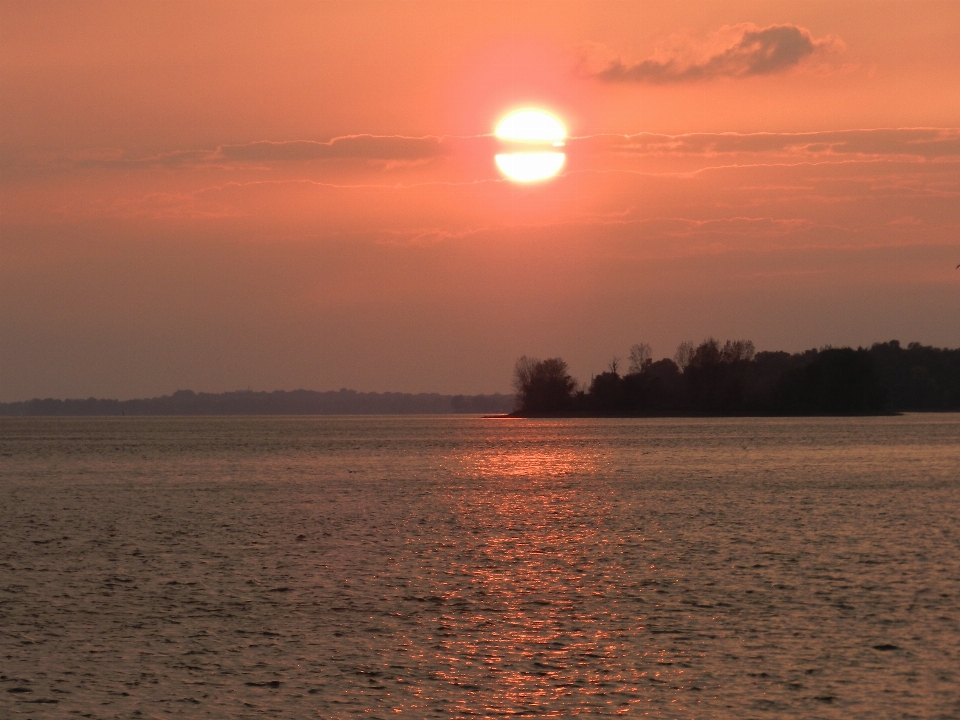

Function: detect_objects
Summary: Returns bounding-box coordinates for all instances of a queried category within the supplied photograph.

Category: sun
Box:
[494,109,566,183]
[495,109,566,143]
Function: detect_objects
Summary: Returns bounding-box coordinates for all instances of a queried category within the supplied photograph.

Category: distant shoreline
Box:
[0,389,514,417]
[0,411,923,419]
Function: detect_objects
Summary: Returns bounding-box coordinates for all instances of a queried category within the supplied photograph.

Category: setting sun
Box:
[494,108,566,182]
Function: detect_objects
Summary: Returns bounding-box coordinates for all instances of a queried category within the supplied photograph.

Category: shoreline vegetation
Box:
[511,340,960,417]
[2,340,957,418]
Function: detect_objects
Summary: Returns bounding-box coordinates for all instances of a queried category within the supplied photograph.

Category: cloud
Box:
[595,24,837,83]
[67,135,457,170]
[72,149,211,169]
[570,128,960,159]
[215,135,449,162]
[48,129,960,183]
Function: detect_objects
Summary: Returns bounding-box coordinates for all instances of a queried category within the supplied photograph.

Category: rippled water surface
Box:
[2,415,959,718]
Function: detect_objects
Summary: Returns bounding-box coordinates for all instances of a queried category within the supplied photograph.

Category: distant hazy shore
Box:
[0,388,514,417]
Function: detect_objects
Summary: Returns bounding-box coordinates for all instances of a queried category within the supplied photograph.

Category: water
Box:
[1,415,959,718]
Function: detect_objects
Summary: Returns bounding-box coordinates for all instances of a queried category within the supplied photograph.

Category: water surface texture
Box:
[2,415,959,718]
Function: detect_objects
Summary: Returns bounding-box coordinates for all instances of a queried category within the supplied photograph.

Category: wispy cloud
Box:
[569,128,960,159]
[593,24,839,83]
[48,128,960,176]
[215,135,449,162]
[70,135,471,169]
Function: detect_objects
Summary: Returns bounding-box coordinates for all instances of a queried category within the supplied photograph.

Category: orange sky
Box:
[3,1,960,400]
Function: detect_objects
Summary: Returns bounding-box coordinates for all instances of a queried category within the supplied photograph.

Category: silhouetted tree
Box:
[751,351,798,410]
[776,348,886,414]
[868,340,960,410]
[721,339,755,363]
[689,338,723,368]
[681,338,759,413]
[589,370,626,412]
[628,343,653,374]
[647,358,682,383]
[513,356,577,413]
[623,358,682,412]
[674,341,695,372]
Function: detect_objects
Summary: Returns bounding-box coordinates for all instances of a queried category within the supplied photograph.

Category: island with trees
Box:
[512,339,960,416]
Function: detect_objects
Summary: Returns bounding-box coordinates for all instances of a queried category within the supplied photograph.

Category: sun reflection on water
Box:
[457,445,598,480]
[417,435,660,714]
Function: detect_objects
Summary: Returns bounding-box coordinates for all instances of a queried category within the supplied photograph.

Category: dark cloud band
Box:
[216,135,448,162]
[56,128,960,174]
[569,128,960,158]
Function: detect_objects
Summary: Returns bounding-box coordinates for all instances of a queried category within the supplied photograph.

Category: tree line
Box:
[513,339,960,416]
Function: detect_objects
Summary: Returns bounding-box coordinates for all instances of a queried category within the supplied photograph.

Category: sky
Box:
[3,0,960,401]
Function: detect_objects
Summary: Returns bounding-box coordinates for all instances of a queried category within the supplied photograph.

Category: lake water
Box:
[1,415,959,718]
